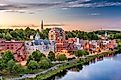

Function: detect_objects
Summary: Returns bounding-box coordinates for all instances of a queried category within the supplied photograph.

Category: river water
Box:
[50,54,121,80]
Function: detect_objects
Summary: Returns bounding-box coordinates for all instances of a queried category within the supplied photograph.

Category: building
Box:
[49,27,77,52]
[0,40,27,62]
[25,33,55,55]
[49,27,65,42]
[68,38,84,50]
[49,27,66,52]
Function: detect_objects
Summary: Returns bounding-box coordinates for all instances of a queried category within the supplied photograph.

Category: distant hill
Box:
[94,30,121,35]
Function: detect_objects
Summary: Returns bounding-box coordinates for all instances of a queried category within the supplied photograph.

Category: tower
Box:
[35,32,40,40]
[105,31,108,37]
[48,27,65,42]
[40,20,44,31]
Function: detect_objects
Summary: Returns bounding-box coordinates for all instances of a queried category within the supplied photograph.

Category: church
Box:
[25,32,55,56]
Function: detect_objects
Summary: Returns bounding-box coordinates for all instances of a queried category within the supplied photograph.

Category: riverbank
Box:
[24,50,117,80]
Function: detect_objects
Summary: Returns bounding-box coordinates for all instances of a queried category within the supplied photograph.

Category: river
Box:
[49,54,121,80]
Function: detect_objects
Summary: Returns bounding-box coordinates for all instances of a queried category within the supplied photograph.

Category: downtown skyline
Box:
[0,0,121,31]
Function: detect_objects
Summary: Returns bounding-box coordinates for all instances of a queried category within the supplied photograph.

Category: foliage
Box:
[2,50,14,62]
[65,31,99,40]
[32,50,45,62]
[39,57,52,69]
[12,64,22,73]
[27,55,33,64]
[27,60,39,70]
[74,50,89,57]
[0,28,100,40]
[5,32,13,40]
[109,33,121,39]
[0,59,6,70]
[48,51,55,61]
[0,27,51,40]
[56,54,67,61]
[7,59,16,71]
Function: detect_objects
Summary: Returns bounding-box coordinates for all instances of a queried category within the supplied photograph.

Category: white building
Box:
[74,38,84,50]
[25,33,55,55]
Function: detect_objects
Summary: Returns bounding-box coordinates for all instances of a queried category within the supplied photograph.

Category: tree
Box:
[2,50,14,63]
[7,59,16,71]
[0,59,6,70]
[27,60,39,70]
[32,50,45,62]
[74,50,83,57]
[56,54,67,61]
[27,55,33,64]
[39,57,52,69]
[12,64,22,73]
[74,50,89,57]
[48,51,55,61]
[5,32,13,40]
[10,31,18,39]
[0,33,3,38]
[83,50,89,56]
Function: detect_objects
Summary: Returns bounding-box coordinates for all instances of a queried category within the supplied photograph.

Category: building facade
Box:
[49,27,77,52]
[25,33,55,55]
[0,40,27,62]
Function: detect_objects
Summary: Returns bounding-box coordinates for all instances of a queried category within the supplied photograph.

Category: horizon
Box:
[0,0,121,31]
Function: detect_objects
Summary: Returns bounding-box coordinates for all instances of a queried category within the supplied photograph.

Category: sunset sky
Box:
[0,0,121,31]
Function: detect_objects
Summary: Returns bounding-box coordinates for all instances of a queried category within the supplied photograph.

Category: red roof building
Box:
[0,40,27,62]
[49,28,77,52]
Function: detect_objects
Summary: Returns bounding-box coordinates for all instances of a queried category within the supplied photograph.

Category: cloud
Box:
[64,1,121,8]
[0,0,121,14]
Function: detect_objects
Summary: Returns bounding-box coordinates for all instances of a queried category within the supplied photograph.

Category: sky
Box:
[0,0,121,31]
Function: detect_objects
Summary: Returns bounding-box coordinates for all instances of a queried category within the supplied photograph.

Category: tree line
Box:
[0,27,100,41]
[0,27,50,41]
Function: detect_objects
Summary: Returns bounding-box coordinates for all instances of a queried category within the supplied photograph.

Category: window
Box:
[11,47,13,49]
[7,47,9,49]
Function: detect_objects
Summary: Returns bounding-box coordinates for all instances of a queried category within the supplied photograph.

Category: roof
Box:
[34,39,51,45]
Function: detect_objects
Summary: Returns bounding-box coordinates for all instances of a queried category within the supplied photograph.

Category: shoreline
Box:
[24,50,117,80]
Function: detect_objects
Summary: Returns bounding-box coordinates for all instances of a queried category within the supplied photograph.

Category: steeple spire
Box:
[40,20,44,31]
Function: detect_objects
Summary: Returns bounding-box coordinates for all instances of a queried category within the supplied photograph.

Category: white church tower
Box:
[35,32,40,40]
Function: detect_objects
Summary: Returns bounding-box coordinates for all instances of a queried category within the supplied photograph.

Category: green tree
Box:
[0,33,3,38]
[27,55,33,64]
[32,50,45,62]
[48,51,55,61]
[12,64,22,73]
[56,54,67,61]
[3,50,14,62]
[5,32,13,40]
[0,59,6,70]
[74,50,83,57]
[74,50,89,57]
[27,60,39,70]
[7,59,16,71]
[39,57,52,69]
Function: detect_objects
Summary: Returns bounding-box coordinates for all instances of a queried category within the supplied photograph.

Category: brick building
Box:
[0,40,27,62]
[48,27,77,52]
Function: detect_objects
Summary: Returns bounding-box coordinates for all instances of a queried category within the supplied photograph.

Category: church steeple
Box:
[40,20,44,31]
[35,32,40,40]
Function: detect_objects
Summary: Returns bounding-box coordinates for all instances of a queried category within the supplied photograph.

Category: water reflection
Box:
[50,54,121,80]
[47,70,67,80]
